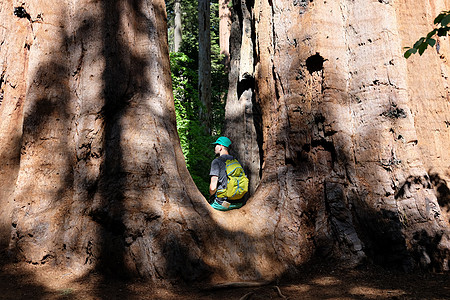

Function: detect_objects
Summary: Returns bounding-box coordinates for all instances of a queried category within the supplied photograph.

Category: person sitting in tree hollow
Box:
[209,136,248,211]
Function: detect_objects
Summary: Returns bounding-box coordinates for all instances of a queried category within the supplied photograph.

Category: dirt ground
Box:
[1,254,449,300]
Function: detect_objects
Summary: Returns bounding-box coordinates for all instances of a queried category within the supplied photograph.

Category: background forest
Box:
[166,0,228,196]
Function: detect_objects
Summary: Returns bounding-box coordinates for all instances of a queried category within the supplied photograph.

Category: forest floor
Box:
[0,252,449,300]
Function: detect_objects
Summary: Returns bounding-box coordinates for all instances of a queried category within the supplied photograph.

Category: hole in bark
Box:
[306,53,325,74]
[41,254,54,264]
[237,74,255,99]
[245,0,255,11]
[144,213,161,222]
[14,7,31,20]
[412,229,445,270]
[251,89,264,179]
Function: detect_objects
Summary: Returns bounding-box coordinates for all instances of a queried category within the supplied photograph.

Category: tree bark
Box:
[219,0,232,68]
[224,0,262,196]
[0,2,28,248]
[251,0,450,270]
[198,0,212,131]
[1,0,208,279]
[174,0,182,52]
[0,0,449,285]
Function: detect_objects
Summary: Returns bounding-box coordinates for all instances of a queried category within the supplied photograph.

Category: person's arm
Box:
[209,176,218,195]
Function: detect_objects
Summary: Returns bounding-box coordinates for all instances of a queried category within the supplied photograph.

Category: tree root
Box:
[274,285,288,299]
[239,292,254,300]
[205,281,272,290]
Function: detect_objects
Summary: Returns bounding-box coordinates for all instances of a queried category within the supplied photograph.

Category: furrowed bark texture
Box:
[219,0,231,67]
[0,0,208,280]
[251,0,450,271]
[0,0,449,286]
[0,1,29,249]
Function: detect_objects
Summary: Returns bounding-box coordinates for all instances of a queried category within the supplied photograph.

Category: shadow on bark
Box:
[429,172,450,217]
[3,37,80,300]
[92,0,130,280]
[6,0,154,297]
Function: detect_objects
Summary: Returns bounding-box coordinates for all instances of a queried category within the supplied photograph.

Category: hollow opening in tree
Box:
[166,1,229,198]
[169,51,227,198]
[306,52,325,74]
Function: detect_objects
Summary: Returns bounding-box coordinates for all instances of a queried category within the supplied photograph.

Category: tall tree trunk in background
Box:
[219,0,232,68]
[224,0,261,195]
[0,0,449,285]
[174,0,182,52]
[198,0,211,131]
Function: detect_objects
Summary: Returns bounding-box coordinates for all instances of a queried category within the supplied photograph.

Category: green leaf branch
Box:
[404,10,450,58]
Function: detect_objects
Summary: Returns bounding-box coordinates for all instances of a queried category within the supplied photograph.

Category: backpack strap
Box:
[217,155,233,163]
[215,156,231,200]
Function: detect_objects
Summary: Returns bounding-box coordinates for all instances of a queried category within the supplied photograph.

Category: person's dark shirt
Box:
[209,154,234,192]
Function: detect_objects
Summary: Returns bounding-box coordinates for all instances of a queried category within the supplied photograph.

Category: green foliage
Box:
[404,11,450,58]
[170,52,216,197]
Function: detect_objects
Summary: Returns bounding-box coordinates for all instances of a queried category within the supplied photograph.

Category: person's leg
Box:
[210,199,228,211]
[228,202,243,210]
[210,199,243,211]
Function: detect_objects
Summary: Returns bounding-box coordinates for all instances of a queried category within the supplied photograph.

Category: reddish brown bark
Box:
[219,0,231,68]
[251,0,450,271]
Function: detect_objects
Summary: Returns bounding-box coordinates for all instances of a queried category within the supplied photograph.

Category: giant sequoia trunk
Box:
[0,0,449,285]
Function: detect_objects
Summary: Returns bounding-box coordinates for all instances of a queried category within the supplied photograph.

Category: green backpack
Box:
[216,158,249,200]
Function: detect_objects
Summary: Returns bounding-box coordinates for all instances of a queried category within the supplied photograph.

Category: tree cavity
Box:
[306,53,325,74]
